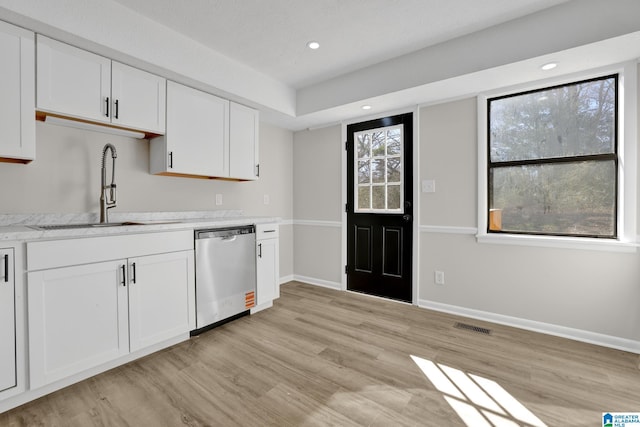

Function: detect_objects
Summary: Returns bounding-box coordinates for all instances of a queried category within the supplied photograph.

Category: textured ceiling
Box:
[110,0,570,89]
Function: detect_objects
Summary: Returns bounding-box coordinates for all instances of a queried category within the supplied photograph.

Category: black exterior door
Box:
[346,113,413,302]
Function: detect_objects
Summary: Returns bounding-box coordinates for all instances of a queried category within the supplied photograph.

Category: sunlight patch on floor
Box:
[410,355,547,427]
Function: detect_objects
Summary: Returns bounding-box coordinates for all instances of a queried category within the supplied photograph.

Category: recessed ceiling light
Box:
[541,62,557,71]
[307,41,320,50]
[361,105,372,110]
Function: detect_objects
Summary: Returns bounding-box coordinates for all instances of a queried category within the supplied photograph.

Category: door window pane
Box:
[358,161,370,184]
[372,159,385,183]
[388,185,401,209]
[358,187,371,210]
[387,129,401,155]
[372,186,385,210]
[357,133,371,159]
[387,157,401,183]
[372,131,385,156]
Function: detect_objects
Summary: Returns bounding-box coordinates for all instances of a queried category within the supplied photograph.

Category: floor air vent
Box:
[454,322,492,335]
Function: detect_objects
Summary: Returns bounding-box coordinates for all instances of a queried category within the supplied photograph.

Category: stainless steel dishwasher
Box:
[193,225,256,334]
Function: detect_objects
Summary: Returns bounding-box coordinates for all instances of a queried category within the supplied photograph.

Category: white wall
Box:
[420,99,640,344]
[291,81,640,350]
[0,121,294,278]
[292,125,343,288]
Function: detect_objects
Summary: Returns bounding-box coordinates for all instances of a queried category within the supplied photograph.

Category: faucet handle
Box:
[109,184,117,206]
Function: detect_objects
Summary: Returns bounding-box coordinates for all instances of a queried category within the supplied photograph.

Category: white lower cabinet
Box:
[254,224,280,311]
[28,260,129,388]
[26,231,194,389]
[0,248,16,393]
[128,251,192,352]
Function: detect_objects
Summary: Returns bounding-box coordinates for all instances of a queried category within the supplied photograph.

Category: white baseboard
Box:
[279,274,294,284]
[419,299,640,355]
[284,277,640,355]
[292,275,342,290]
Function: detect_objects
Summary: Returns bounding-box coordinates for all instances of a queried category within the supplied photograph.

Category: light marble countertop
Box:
[0,210,281,241]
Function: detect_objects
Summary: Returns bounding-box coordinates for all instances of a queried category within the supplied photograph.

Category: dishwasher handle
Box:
[195,225,255,240]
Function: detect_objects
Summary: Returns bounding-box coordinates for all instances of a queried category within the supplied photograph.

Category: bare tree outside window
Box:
[488,75,617,238]
[355,125,403,212]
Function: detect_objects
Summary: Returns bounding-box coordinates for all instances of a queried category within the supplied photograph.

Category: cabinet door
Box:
[36,35,111,124]
[164,81,229,177]
[229,102,259,180]
[111,62,166,133]
[0,21,35,161]
[256,238,279,306]
[27,260,128,388]
[0,249,15,393]
[128,251,192,352]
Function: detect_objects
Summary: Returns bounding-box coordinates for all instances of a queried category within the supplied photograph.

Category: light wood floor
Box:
[2,281,639,426]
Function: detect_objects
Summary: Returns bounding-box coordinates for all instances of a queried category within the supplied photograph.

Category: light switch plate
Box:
[215,194,223,205]
[422,180,436,193]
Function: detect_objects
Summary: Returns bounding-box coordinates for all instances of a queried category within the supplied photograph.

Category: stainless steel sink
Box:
[33,222,128,230]
[32,221,180,230]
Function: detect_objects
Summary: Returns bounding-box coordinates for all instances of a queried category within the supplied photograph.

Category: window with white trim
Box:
[486,74,618,238]
[355,125,404,212]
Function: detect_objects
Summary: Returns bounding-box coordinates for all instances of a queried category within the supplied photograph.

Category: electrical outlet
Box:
[435,271,445,285]
[215,194,223,206]
[263,194,270,205]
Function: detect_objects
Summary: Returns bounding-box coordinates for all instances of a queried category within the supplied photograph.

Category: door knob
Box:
[402,214,412,222]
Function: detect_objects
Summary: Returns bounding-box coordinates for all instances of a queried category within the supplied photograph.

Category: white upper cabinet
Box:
[111,62,166,134]
[229,101,259,180]
[36,35,166,134]
[0,21,35,162]
[37,35,111,124]
[150,81,229,177]
[150,84,260,180]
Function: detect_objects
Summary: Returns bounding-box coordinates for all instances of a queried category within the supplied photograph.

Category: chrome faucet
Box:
[99,143,117,223]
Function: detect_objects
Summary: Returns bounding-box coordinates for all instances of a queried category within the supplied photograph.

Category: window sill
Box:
[476,233,637,253]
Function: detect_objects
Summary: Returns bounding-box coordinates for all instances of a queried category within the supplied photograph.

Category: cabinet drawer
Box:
[256,224,278,240]
[27,230,193,271]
